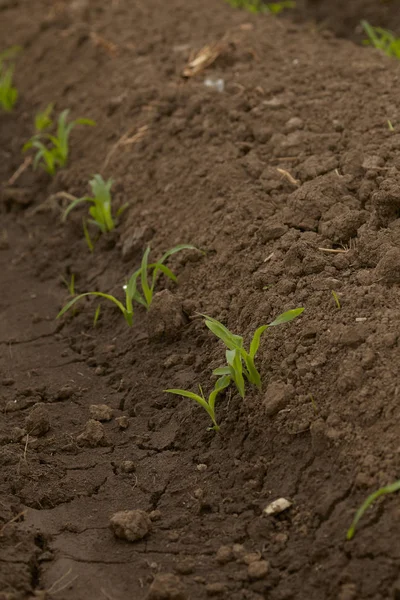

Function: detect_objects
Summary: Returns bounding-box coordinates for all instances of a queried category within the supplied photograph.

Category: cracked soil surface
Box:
[1,1,400,599]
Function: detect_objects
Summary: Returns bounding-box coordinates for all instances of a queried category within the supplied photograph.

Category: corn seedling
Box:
[123,244,199,309]
[347,479,400,540]
[93,305,101,327]
[57,244,198,326]
[203,308,304,398]
[362,20,400,59]
[35,103,54,132]
[331,290,341,310]
[23,108,95,175]
[388,119,395,131]
[165,375,231,431]
[0,46,21,111]
[62,273,75,296]
[63,175,126,239]
[225,0,295,14]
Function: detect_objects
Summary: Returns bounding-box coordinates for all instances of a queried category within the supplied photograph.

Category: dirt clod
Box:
[25,404,50,437]
[263,381,294,416]
[89,404,113,422]
[147,573,187,600]
[76,419,109,447]
[110,509,151,542]
[146,290,186,340]
[247,560,269,580]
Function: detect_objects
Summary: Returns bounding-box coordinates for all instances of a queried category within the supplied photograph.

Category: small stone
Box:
[285,117,304,132]
[196,463,207,472]
[247,560,269,580]
[193,488,203,499]
[146,290,186,340]
[149,510,162,522]
[110,509,151,542]
[206,582,226,596]
[263,498,292,516]
[76,419,109,447]
[263,381,294,417]
[89,404,113,422]
[25,404,50,437]
[116,416,129,429]
[216,545,233,564]
[147,573,187,600]
[120,460,136,473]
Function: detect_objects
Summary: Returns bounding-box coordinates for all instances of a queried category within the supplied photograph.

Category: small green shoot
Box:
[388,119,395,131]
[35,103,54,132]
[57,244,199,326]
[93,305,101,327]
[225,0,295,13]
[165,375,231,431]
[310,394,318,415]
[331,290,341,310]
[125,245,199,310]
[0,46,21,111]
[23,109,96,175]
[63,175,126,237]
[62,273,75,296]
[362,20,400,59]
[347,479,400,540]
[203,308,304,398]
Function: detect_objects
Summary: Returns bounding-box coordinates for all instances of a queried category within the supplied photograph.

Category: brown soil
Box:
[1,1,400,599]
[296,0,400,38]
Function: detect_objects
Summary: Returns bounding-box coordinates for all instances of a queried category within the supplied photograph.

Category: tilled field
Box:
[1,1,400,599]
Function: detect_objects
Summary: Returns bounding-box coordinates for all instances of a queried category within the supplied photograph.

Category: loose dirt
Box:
[1,1,400,599]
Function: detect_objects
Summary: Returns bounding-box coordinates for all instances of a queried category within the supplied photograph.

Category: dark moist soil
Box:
[295,0,400,39]
[1,1,400,599]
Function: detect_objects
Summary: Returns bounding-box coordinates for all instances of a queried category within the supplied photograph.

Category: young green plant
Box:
[57,244,199,326]
[225,0,295,14]
[362,20,400,59]
[62,175,127,250]
[124,244,199,309]
[347,479,400,540]
[165,375,231,431]
[23,108,95,175]
[0,46,21,111]
[203,308,304,398]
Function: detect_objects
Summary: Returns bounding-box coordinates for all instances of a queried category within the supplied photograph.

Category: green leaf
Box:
[63,196,90,221]
[243,353,261,388]
[227,349,245,398]
[209,375,231,413]
[249,325,268,359]
[202,314,243,350]
[268,307,304,327]
[159,244,200,265]
[212,366,231,376]
[347,479,400,540]
[93,304,101,327]
[75,118,96,126]
[140,247,152,307]
[57,292,130,324]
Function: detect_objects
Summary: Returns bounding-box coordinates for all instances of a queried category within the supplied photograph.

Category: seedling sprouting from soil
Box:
[347,479,400,540]
[62,175,127,249]
[57,245,198,326]
[362,20,400,59]
[165,375,231,431]
[203,308,304,398]
[225,0,295,14]
[23,108,96,175]
[123,245,199,309]
[62,273,75,296]
[331,290,341,310]
[0,46,21,111]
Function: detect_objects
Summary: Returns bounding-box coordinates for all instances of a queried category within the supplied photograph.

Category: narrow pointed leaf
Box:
[268,308,304,327]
